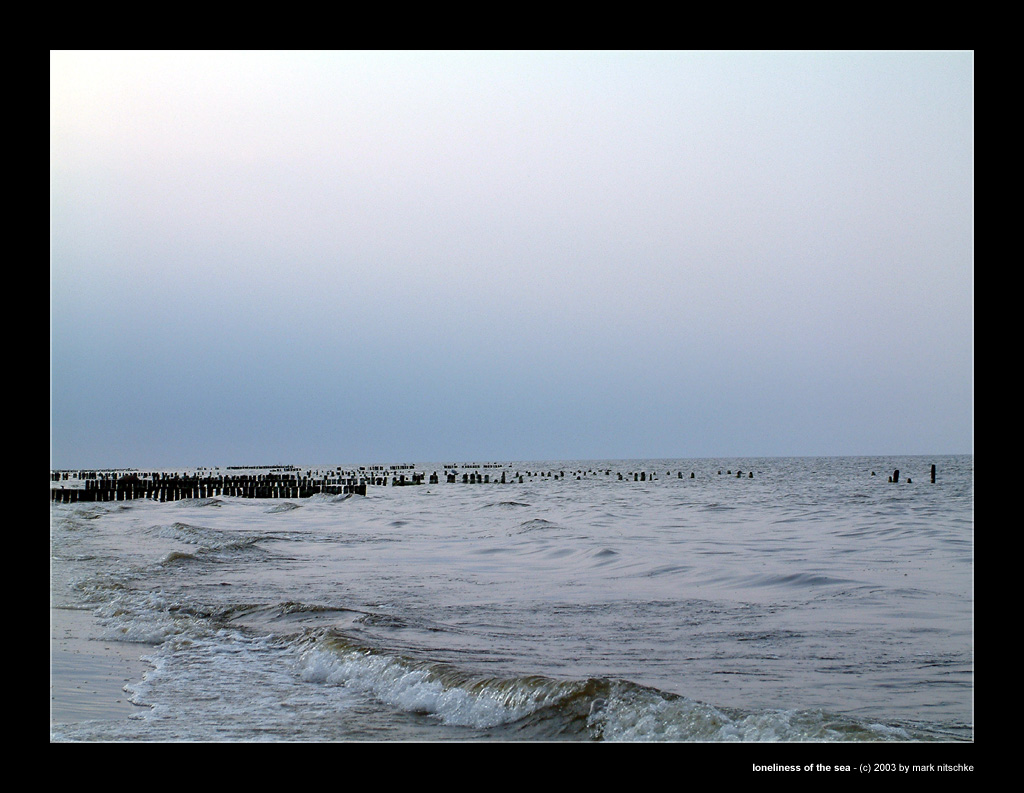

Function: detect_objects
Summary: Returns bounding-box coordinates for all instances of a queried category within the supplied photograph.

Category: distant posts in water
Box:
[931,464,937,483]
[886,468,914,483]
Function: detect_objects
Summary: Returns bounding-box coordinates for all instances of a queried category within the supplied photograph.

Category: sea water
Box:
[50,455,973,742]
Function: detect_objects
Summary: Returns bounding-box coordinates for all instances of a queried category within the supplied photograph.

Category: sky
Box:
[50,50,974,469]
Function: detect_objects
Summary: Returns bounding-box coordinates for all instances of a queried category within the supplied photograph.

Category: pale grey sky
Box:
[50,50,973,468]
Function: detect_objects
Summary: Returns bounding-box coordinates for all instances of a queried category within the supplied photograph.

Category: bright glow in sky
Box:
[50,50,973,468]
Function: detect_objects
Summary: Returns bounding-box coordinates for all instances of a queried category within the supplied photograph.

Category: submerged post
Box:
[931,464,936,483]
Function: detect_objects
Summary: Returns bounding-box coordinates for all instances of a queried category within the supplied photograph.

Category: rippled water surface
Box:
[50,455,973,742]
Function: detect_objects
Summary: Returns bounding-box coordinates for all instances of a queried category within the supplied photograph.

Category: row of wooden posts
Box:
[50,463,938,503]
[49,467,726,501]
[50,472,367,503]
[399,469,753,484]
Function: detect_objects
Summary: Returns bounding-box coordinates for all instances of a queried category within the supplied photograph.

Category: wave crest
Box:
[296,632,938,741]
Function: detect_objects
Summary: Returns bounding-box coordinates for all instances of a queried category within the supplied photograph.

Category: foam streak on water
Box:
[50,455,973,742]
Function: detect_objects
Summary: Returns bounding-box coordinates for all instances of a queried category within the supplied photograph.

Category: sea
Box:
[50,454,973,744]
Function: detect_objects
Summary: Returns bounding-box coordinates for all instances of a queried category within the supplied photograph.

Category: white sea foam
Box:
[298,642,556,729]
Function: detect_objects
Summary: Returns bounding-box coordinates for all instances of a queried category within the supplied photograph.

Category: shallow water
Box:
[50,455,973,742]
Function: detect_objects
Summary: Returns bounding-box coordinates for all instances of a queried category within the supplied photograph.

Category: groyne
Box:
[50,460,938,503]
[49,470,366,503]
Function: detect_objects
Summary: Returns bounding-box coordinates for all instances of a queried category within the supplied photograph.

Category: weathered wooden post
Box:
[931,464,936,483]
